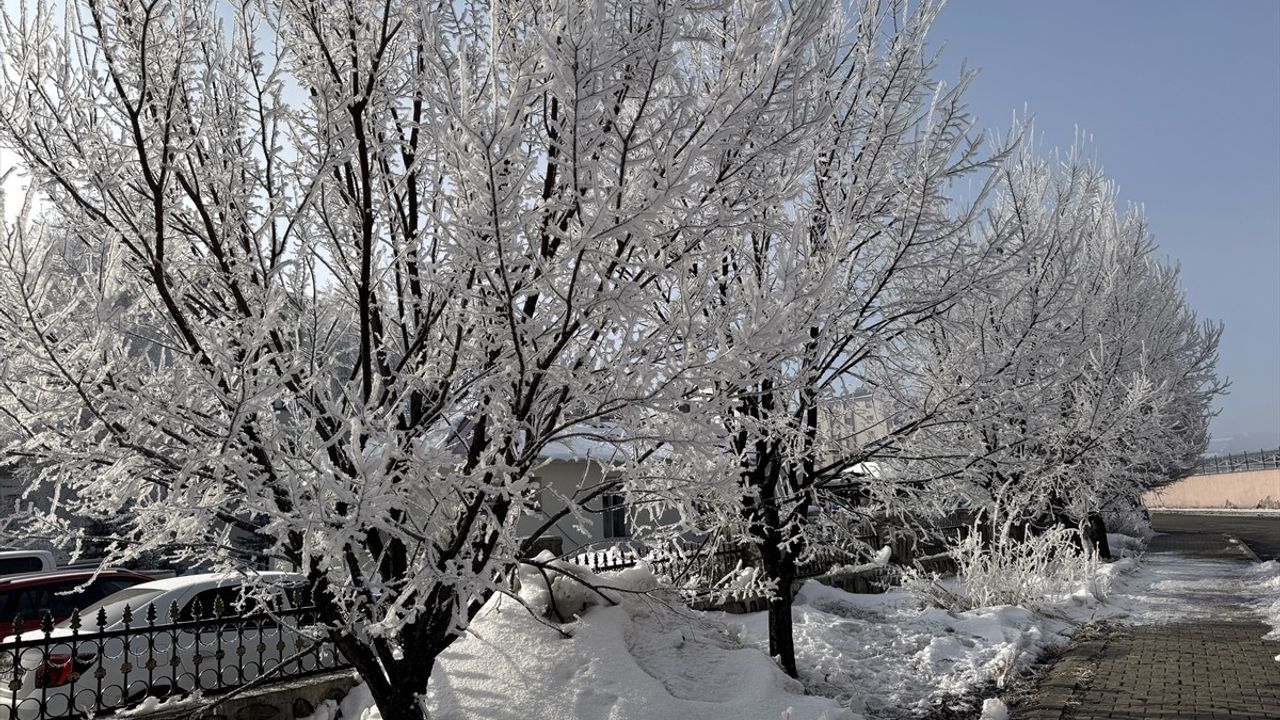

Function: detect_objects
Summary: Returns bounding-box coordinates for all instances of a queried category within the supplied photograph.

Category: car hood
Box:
[1,627,78,643]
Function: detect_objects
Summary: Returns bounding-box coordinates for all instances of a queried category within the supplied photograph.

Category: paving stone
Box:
[1014,530,1280,720]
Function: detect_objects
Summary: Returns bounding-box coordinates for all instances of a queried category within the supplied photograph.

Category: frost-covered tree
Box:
[0,0,833,716]
[900,142,1224,552]
[632,0,1008,678]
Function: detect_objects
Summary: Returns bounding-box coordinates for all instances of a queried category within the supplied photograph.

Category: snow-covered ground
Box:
[1245,561,1280,641]
[307,580,1067,720]
[718,582,1073,717]
[306,565,1123,720]
[307,573,855,720]
[306,536,1280,720]
[1097,552,1280,638]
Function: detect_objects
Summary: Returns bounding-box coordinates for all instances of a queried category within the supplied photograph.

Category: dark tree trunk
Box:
[367,673,434,720]
[326,630,435,720]
[1086,513,1112,560]
[335,606,461,720]
[767,588,798,678]
[750,451,800,678]
[759,539,798,678]
[312,571,469,720]
[1007,519,1028,544]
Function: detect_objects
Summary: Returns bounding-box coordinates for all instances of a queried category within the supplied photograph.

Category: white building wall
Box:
[517,459,622,554]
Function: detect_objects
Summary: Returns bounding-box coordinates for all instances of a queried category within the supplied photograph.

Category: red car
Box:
[0,569,153,637]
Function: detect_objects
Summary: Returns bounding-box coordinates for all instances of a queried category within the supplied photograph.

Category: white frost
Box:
[980,697,1009,720]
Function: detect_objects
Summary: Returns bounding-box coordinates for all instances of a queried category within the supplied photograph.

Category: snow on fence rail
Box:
[564,523,973,592]
[0,596,346,720]
[566,536,881,579]
[566,544,756,585]
[1191,449,1280,476]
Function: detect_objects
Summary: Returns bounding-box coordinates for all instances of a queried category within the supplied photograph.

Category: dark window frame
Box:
[601,493,629,539]
[0,556,45,575]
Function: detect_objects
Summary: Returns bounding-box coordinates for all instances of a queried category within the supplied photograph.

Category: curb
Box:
[1224,534,1262,562]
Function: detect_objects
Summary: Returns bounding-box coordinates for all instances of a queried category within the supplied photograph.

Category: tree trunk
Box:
[757,532,799,678]
[337,630,444,720]
[365,680,432,720]
[758,526,799,674]
[316,574,459,720]
[1086,513,1112,560]
[767,585,798,678]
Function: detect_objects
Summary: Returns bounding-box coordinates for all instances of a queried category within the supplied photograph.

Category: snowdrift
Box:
[314,538,1224,720]
[310,560,852,720]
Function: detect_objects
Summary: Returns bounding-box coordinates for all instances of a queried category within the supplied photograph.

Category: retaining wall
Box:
[143,671,357,720]
[1144,469,1280,509]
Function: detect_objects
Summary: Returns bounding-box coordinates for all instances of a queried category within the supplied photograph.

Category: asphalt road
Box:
[1149,511,1280,561]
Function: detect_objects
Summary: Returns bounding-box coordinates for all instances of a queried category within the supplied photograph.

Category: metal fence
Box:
[4,521,975,718]
[1191,448,1280,476]
[568,539,872,584]
[568,544,751,584]
[567,522,972,592]
[1,598,347,720]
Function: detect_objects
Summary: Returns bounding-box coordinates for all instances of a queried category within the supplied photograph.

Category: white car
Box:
[0,571,335,719]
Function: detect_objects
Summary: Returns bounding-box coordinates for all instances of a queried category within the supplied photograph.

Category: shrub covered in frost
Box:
[907,525,1107,611]
[1104,505,1154,539]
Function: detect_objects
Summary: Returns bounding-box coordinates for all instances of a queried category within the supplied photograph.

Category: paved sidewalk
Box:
[1015,531,1280,720]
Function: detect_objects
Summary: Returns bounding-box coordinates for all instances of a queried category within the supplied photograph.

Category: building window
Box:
[602,493,629,539]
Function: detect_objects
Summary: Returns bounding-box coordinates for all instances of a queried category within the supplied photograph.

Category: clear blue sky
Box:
[930,1,1280,448]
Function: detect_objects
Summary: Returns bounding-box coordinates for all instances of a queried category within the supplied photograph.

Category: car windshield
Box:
[61,588,165,628]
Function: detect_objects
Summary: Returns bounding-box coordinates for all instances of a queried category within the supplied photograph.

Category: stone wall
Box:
[144,671,357,720]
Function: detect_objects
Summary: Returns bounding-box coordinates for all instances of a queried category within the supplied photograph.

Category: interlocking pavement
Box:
[1014,530,1280,720]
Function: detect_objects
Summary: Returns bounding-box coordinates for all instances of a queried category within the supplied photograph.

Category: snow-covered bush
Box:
[908,525,1106,611]
[1105,533,1146,559]
[1105,506,1154,539]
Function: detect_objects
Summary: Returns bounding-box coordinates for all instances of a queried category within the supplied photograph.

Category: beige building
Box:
[848,386,888,447]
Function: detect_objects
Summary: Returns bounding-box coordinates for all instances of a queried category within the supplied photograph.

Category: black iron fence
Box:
[1,598,347,720]
[1191,449,1280,476]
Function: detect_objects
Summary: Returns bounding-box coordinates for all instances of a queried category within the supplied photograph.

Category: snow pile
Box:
[115,691,206,717]
[731,534,1146,716]
[310,539,1153,720]
[822,546,893,579]
[720,582,1072,717]
[424,587,852,719]
[980,697,1009,720]
[300,686,381,720]
[1245,560,1280,641]
[516,551,659,622]
[313,563,852,720]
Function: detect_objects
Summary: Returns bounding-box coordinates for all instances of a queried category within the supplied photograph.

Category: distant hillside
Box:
[1207,432,1280,455]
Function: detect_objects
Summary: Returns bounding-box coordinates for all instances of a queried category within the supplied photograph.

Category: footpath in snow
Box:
[1014,530,1280,720]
